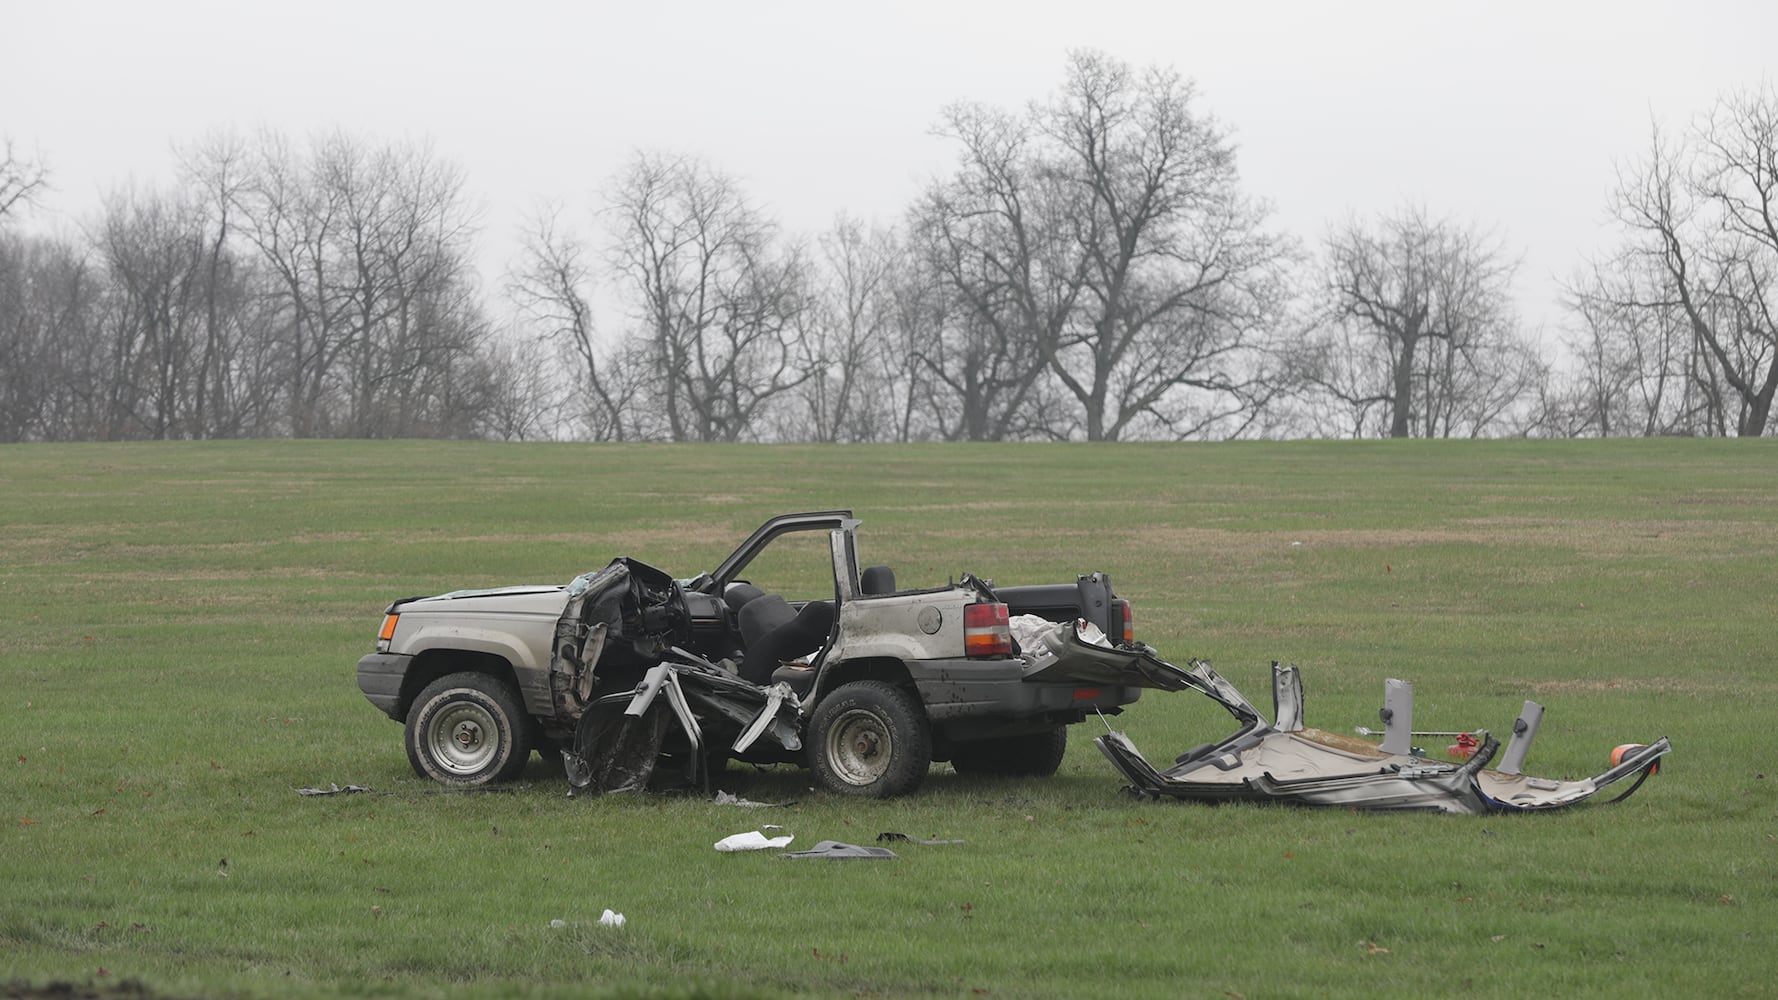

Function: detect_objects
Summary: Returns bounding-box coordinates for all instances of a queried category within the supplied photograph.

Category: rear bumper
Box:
[907,657,1140,721]
[356,652,412,719]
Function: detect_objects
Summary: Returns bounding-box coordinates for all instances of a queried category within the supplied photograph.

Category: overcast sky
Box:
[4,0,1773,338]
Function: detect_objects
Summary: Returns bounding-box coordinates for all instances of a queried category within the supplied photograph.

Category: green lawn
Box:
[2,439,1772,999]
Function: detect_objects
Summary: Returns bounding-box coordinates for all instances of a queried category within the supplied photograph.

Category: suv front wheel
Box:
[405,672,533,785]
[808,680,931,798]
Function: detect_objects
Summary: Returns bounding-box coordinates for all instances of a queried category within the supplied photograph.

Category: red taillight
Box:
[964,602,1012,657]
[1119,601,1133,644]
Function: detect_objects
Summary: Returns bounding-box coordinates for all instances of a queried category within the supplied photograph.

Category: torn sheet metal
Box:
[564,657,803,795]
[780,840,898,860]
[1018,620,1202,692]
[1093,662,1671,815]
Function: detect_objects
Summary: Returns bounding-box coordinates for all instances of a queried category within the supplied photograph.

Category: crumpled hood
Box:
[401,585,569,617]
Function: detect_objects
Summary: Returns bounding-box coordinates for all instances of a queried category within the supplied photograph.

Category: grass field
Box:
[2,439,1773,999]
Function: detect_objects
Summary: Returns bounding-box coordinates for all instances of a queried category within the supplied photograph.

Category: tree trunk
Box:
[1389,334,1419,438]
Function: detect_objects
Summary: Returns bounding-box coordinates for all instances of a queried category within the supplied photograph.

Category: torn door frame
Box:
[1093,661,1671,815]
[563,651,804,795]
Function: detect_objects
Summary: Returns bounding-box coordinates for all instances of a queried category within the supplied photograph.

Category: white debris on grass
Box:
[714,830,795,852]
[713,790,777,807]
[549,912,627,929]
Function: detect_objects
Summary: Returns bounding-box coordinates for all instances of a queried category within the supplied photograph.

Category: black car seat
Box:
[860,565,896,595]
[724,582,765,614]
[737,595,835,685]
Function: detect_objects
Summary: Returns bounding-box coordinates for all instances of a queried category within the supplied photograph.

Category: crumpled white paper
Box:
[714,830,795,852]
[1009,615,1112,654]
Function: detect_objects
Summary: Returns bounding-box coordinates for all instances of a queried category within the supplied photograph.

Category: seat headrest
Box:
[724,582,766,613]
[860,565,896,595]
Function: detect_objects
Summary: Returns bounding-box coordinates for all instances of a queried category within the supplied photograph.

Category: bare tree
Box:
[1312,206,1536,438]
[223,130,489,437]
[0,139,48,224]
[508,207,630,439]
[94,186,210,438]
[1583,88,1778,436]
[471,333,563,441]
[229,130,348,435]
[1559,253,1716,437]
[912,100,1079,441]
[176,131,254,437]
[1039,51,1292,440]
[791,214,899,442]
[0,230,122,442]
[331,137,483,437]
[604,152,811,442]
[912,52,1291,441]
[876,256,949,441]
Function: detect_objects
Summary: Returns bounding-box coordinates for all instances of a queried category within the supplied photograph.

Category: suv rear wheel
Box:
[405,672,533,785]
[808,680,930,798]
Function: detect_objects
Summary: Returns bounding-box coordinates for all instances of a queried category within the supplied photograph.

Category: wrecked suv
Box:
[357,511,1181,797]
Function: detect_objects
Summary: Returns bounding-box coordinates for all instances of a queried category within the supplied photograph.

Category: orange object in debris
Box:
[1611,743,1660,774]
[1447,733,1479,760]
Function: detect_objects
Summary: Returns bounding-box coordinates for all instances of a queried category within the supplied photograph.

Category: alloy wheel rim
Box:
[428,700,500,775]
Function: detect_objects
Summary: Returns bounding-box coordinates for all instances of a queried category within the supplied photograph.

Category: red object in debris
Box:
[1447,733,1479,760]
[1611,743,1660,775]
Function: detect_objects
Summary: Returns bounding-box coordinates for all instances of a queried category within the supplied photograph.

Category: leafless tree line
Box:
[4,57,1776,442]
[0,131,511,442]
[1554,86,1778,437]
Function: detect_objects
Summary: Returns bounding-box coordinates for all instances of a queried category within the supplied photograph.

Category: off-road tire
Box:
[405,672,533,785]
[950,725,1068,777]
[808,680,931,798]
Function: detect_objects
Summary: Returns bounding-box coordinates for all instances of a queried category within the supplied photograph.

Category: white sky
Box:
[4,0,1774,339]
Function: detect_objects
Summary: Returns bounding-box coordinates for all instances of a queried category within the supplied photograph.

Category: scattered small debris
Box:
[876,832,965,845]
[714,790,790,808]
[298,783,372,796]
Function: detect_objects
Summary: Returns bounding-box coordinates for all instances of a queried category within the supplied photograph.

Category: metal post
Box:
[1379,679,1414,755]
[1272,662,1304,732]
[1498,700,1543,775]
